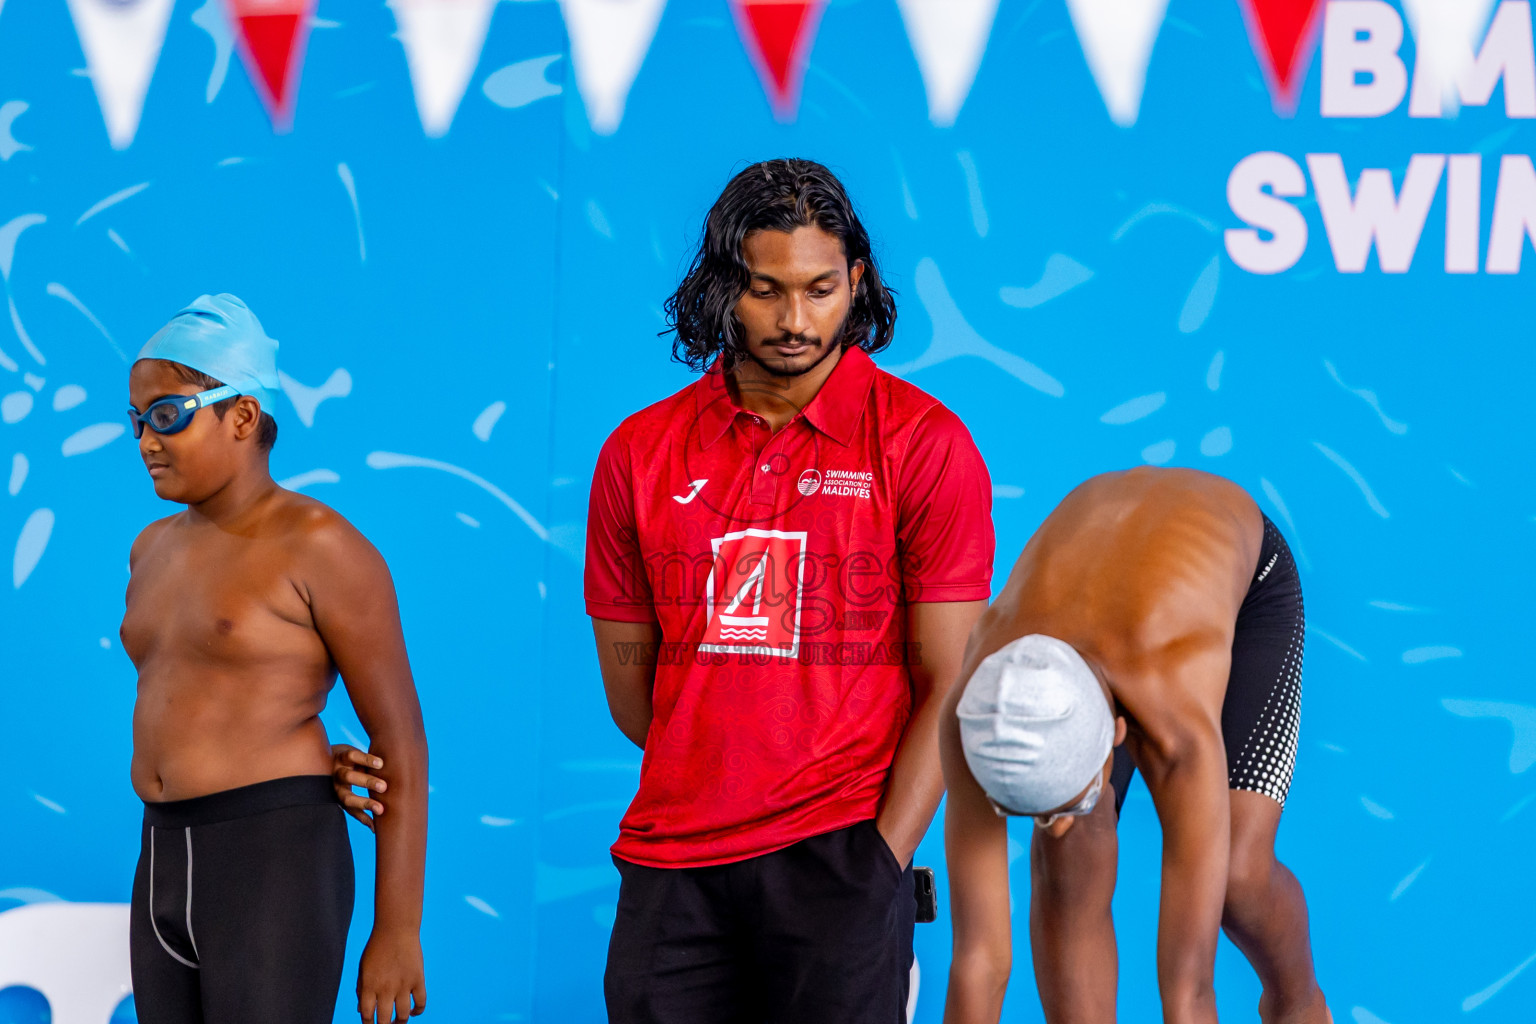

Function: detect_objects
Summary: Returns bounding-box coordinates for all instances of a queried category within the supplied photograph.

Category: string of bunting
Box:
[47,0,1498,150]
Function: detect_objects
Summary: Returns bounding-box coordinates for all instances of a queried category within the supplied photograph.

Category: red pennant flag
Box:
[731,0,827,121]
[1238,0,1324,114]
[226,0,315,130]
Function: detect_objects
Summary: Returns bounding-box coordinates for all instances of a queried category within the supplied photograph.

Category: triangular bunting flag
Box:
[65,0,175,149]
[559,0,667,135]
[1065,0,1169,126]
[896,0,999,127]
[226,0,315,130]
[389,0,498,137]
[1403,0,1498,116]
[731,0,827,122]
[1236,0,1324,114]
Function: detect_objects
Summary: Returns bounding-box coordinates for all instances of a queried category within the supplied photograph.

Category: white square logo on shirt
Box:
[699,528,807,658]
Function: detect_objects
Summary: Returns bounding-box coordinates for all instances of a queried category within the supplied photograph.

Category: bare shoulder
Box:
[128,513,181,570]
[272,490,388,570]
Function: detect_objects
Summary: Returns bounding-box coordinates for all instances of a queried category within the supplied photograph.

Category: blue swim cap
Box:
[137,294,281,414]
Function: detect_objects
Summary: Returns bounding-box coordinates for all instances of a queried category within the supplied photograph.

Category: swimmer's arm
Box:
[1125,655,1230,1024]
[879,600,988,867]
[591,617,661,749]
[939,673,1012,1024]
[305,520,428,1021]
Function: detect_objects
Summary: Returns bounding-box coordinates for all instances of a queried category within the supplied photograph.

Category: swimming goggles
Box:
[127,385,240,438]
[987,767,1105,828]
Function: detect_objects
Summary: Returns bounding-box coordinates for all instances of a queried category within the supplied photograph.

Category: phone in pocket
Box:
[913,866,937,923]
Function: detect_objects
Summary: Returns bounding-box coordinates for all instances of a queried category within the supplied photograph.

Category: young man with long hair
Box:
[584,158,995,1022]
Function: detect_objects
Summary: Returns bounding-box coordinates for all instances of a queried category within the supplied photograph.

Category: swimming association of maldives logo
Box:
[700,528,806,658]
[797,467,874,499]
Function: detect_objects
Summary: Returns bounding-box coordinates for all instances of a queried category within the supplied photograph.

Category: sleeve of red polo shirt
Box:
[585,427,658,622]
[895,405,994,603]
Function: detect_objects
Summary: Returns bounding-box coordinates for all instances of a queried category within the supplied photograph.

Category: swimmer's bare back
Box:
[943,468,1271,1024]
[123,489,387,802]
[974,466,1263,715]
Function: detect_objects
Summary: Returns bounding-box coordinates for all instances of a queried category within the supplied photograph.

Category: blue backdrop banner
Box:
[2,2,1534,1023]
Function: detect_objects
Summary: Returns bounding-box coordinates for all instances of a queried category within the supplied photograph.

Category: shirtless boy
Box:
[939,467,1329,1024]
[121,294,428,1024]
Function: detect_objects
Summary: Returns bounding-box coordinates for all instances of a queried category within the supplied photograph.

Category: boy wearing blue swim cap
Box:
[121,295,429,1024]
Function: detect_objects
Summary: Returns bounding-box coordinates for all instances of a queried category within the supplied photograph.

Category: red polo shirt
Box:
[585,346,993,867]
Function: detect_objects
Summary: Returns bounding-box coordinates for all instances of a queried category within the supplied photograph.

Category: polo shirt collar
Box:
[692,345,876,450]
[801,346,875,447]
[693,365,738,450]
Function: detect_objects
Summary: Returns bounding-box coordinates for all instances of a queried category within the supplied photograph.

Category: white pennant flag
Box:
[66,0,175,148]
[389,0,498,137]
[896,0,999,127]
[1064,0,1169,126]
[559,0,667,134]
[1403,0,1499,117]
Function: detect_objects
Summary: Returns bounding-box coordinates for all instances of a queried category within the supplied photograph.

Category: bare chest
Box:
[121,533,317,669]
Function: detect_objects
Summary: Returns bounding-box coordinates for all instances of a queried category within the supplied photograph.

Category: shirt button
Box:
[760,464,770,472]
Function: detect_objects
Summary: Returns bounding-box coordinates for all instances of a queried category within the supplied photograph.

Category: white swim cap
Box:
[957,634,1114,816]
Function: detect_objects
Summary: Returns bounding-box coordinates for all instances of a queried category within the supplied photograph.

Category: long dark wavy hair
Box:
[664,159,897,372]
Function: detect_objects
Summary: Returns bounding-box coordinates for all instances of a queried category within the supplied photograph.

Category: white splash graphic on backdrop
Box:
[191,0,235,102]
[366,451,548,541]
[1462,948,1536,1012]
[13,507,54,588]
[1178,254,1219,332]
[76,182,150,226]
[1401,645,1460,665]
[0,101,33,160]
[1324,359,1408,434]
[1313,442,1389,518]
[1100,392,1165,425]
[279,368,352,427]
[1000,253,1094,308]
[1,392,32,423]
[52,385,86,412]
[277,468,340,491]
[61,423,123,456]
[1199,425,1232,456]
[1205,350,1224,390]
[483,54,563,109]
[886,258,1064,396]
[337,163,365,261]
[956,150,988,237]
[472,400,506,441]
[1441,700,1536,772]
[0,213,46,279]
[7,454,27,496]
